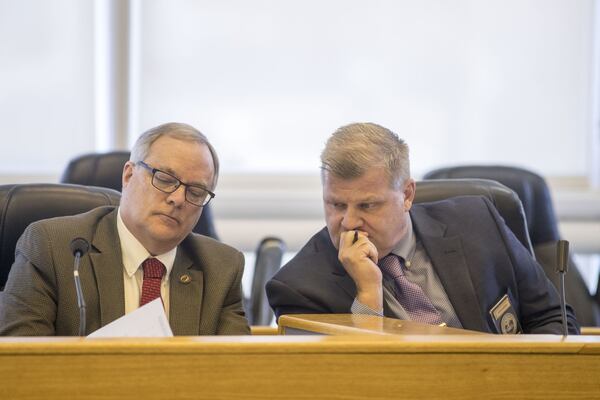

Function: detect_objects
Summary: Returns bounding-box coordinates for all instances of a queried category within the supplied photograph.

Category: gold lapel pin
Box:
[179,274,192,284]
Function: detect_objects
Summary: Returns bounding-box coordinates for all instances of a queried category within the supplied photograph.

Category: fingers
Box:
[337,231,382,296]
[340,230,368,250]
[366,244,378,265]
[361,239,378,264]
[339,230,378,265]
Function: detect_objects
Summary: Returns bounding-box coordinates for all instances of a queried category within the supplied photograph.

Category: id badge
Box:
[489,293,522,334]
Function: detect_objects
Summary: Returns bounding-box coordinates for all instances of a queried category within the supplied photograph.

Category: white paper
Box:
[87,298,173,338]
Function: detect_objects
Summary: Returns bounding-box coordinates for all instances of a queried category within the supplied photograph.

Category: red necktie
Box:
[379,254,443,325]
[140,258,166,307]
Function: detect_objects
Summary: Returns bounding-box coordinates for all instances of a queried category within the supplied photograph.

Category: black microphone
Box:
[70,238,89,336]
[556,240,569,337]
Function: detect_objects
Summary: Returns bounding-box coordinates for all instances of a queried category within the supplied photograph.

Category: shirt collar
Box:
[390,213,416,262]
[116,207,177,280]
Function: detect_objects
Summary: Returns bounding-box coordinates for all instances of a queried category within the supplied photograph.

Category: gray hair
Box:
[320,122,410,189]
[130,122,220,190]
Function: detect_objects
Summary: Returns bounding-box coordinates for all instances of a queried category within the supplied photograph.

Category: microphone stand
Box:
[70,237,89,337]
[73,250,86,337]
[556,240,569,337]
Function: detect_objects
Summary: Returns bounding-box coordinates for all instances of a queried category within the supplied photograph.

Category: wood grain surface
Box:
[1,334,599,400]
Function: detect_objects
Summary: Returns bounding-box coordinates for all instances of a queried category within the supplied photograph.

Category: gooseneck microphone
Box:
[556,240,570,337]
[70,238,89,336]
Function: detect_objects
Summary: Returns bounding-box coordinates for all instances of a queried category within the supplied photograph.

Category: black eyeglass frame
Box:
[136,161,215,207]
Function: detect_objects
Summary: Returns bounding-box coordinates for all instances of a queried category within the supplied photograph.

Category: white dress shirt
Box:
[116,208,177,318]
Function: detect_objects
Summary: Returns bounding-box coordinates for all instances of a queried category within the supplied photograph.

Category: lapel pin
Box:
[179,274,192,284]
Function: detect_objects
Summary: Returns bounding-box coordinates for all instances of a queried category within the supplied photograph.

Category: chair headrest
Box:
[415,178,534,254]
[60,151,131,192]
[423,165,560,245]
[0,183,121,288]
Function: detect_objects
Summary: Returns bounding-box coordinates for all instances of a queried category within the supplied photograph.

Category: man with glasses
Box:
[0,122,250,336]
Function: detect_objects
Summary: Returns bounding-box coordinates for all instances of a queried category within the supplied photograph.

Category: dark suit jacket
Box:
[0,206,250,336]
[266,196,579,334]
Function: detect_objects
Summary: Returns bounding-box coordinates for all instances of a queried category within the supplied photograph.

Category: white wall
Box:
[136,0,593,177]
[0,0,95,174]
[0,0,598,261]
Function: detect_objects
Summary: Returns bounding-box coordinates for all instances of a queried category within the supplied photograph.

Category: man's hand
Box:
[338,230,383,312]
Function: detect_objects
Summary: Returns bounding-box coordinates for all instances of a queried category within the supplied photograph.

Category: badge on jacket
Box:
[489,293,522,334]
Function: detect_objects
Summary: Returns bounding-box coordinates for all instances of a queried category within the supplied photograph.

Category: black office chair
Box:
[61,151,219,239]
[424,166,600,326]
[246,237,286,326]
[0,183,121,290]
[415,178,533,254]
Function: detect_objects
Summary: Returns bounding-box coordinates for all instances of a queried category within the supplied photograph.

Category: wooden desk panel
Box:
[250,325,278,335]
[278,313,485,335]
[1,335,599,399]
[582,326,600,335]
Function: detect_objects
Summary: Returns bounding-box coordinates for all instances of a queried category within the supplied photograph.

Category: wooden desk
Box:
[582,326,600,335]
[278,313,485,335]
[250,325,278,335]
[279,313,600,337]
[1,334,599,399]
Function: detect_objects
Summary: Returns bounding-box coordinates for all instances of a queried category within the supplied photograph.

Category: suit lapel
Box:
[304,228,356,307]
[89,209,126,327]
[315,229,358,307]
[411,206,487,331]
[332,267,357,300]
[169,249,203,335]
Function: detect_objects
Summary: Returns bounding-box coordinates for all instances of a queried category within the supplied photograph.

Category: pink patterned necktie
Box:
[140,258,166,307]
[379,254,443,325]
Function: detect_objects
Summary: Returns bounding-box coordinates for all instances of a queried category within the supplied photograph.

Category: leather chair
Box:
[0,184,121,290]
[423,166,600,326]
[246,237,285,326]
[415,178,533,254]
[61,151,219,239]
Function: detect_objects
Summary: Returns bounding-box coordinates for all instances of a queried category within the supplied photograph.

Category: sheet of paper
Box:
[87,298,173,338]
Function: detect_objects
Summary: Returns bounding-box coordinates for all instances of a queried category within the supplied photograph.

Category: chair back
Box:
[61,151,130,191]
[424,165,558,246]
[415,178,534,254]
[248,237,285,326]
[423,166,600,326]
[0,183,121,289]
[61,151,219,239]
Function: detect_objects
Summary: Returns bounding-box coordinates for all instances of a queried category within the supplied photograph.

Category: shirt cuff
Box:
[351,298,384,316]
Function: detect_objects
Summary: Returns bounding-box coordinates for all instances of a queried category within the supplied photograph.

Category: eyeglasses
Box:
[136,161,215,207]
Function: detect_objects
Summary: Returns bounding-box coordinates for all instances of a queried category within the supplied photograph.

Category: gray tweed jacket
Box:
[0,206,250,336]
